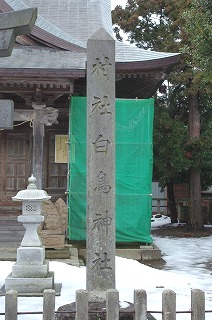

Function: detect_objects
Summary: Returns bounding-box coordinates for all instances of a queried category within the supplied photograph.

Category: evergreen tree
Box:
[112,0,212,229]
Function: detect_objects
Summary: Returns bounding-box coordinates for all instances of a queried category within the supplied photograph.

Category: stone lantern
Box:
[5,175,56,295]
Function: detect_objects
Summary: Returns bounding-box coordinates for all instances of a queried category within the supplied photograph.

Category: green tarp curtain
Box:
[68,97,154,243]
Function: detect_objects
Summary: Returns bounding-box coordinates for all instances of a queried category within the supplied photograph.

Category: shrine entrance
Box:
[0,127,32,206]
[0,126,68,209]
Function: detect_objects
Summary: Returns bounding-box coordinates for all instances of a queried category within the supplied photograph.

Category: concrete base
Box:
[1,282,62,297]
[116,245,161,261]
[45,246,70,259]
[5,271,54,293]
[0,243,161,265]
[12,263,49,278]
[79,244,161,262]
[40,234,65,249]
[140,244,161,261]
[56,301,156,319]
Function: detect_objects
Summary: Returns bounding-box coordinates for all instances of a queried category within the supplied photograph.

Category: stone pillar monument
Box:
[86,28,116,301]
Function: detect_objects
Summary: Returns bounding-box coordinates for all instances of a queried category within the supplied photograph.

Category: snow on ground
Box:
[0,216,212,320]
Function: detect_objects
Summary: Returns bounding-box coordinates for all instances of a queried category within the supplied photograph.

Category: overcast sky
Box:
[111,0,127,10]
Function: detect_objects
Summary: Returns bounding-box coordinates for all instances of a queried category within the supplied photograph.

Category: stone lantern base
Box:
[5,272,54,294]
[4,246,55,294]
[12,246,48,277]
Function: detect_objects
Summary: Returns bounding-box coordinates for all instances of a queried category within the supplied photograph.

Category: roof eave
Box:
[116,54,180,73]
[31,26,86,52]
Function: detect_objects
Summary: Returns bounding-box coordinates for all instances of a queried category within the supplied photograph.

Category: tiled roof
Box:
[22,0,113,45]
[115,42,179,62]
[2,0,113,47]
[0,43,179,71]
[0,0,180,70]
[0,48,86,69]
[1,0,86,51]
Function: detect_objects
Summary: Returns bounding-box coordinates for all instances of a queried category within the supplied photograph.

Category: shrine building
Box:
[0,0,179,213]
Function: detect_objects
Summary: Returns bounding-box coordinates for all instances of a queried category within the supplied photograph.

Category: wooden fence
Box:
[1,288,211,320]
[152,197,212,220]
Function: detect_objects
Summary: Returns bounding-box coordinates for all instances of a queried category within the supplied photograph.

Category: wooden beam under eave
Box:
[14,110,34,121]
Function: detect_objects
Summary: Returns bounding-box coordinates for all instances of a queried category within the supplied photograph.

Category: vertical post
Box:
[134,289,147,320]
[32,103,46,189]
[43,289,56,320]
[75,289,89,320]
[157,199,160,215]
[32,103,45,189]
[106,289,119,320]
[5,290,17,320]
[188,93,203,229]
[86,27,116,300]
[191,289,205,320]
[162,289,176,320]
[32,104,58,189]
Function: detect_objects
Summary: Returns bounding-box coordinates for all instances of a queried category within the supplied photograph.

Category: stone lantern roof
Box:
[12,175,51,201]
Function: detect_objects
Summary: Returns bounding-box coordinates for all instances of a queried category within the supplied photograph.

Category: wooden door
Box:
[0,130,31,206]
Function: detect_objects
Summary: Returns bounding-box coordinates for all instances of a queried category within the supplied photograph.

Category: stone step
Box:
[0,218,22,225]
[0,209,21,216]
[0,220,24,227]
[0,216,23,247]
[0,216,20,221]
[0,231,24,242]
[0,217,25,238]
[0,225,24,231]
[0,248,18,260]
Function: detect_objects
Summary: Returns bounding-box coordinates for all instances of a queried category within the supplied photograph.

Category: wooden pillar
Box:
[32,103,45,189]
[32,103,59,189]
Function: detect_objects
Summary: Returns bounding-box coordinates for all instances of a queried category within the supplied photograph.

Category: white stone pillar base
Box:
[5,272,54,294]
